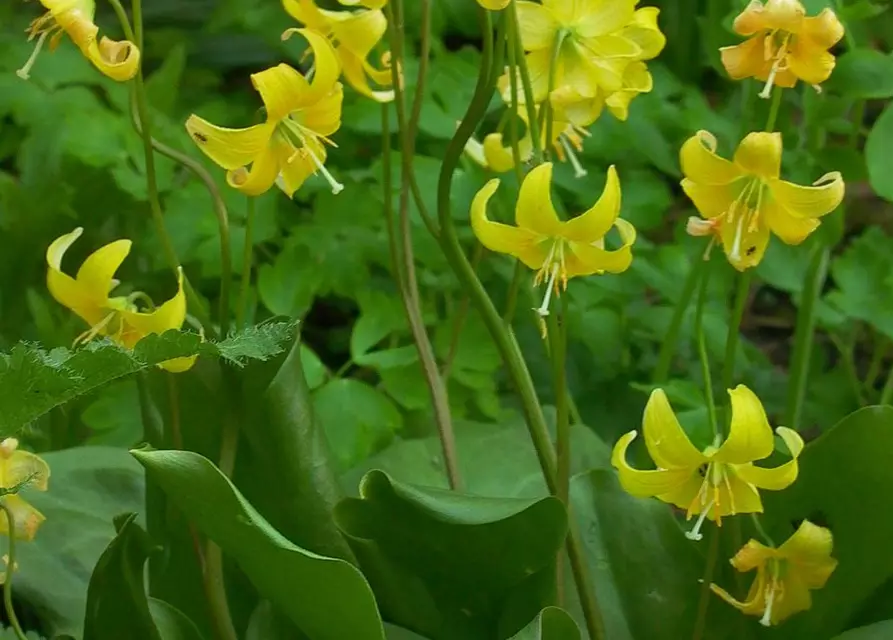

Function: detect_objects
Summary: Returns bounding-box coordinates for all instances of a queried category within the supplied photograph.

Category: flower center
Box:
[534,239,569,318]
[759,30,794,99]
[760,560,784,626]
[684,455,742,540]
[725,178,766,264]
[278,117,344,194]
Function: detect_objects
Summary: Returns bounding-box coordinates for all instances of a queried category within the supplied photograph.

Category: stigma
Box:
[534,241,569,318]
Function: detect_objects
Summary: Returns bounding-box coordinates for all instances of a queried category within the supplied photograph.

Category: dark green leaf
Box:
[866,102,893,202]
[148,599,206,640]
[508,607,581,640]
[833,621,893,639]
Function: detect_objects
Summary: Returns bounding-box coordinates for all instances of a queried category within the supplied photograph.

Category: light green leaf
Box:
[866,102,893,202]
[508,607,581,640]
[257,246,322,317]
[828,50,893,99]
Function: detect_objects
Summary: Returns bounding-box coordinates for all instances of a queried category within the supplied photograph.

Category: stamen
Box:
[759,35,790,100]
[535,263,560,317]
[301,144,344,195]
[560,136,587,179]
[16,30,50,80]
[73,312,117,347]
[730,214,746,263]
[685,498,715,541]
[760,579,777,626]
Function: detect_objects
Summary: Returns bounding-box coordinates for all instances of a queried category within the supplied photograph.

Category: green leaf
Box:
[828,50,893,99]
[866,101,893,202]
[351,292,406,361]
[762,406,893,639]
[15,447,144,638]
[335,470,567,639]
[131,448,386,640]
[313,378,403,470]
[82,513,160,640]
[257,246,323,317]
[833,621,893,639]
[0,323,296,435]
[148,599,207,640]
[508,607,581,640]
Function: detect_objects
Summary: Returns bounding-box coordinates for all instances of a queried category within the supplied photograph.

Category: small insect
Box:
[746,246,757,257]
[192,132,208,143]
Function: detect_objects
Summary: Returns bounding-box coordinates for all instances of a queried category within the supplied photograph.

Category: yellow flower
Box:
[186,32,343,197]
[477,0,510,8]
[515,0,661,102]
[612,386,804,541]
[680,130,844,271]
[17,0,140,82]
[471,162,634,317]
[46,228,194,373]
[282,0,394,103]
[720,0,844,98]
[0,438,50,542]
[711,520,837,626]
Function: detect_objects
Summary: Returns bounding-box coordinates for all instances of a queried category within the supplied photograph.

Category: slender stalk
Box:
[749,513,776,547]
[691,527,720,640]
[865,336,889,394]
[549,297,570,506]
[237,197,257,330]
[505,15,524,173]
[785,244,829,428]
[830,332,867,406]
[508,0,543,161]
[721,270,753,394]
[542,30,568,160]
[0,503,27,640]
[436,8,603,638]
[386,0,461,490]
[765,87,783,132]
[695,262,718,437]
[653,256,706,383]
[503,261,526,322]
[881,365,893,406]
[443,244,484,381]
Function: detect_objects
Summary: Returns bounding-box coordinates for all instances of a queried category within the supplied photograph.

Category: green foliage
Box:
[508,608,581,640]
[833,622,893,639]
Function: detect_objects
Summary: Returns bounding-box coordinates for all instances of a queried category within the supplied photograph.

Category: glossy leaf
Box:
[508,607,581,640]
[132,448,386,640]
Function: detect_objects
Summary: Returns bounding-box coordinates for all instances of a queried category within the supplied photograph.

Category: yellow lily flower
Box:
[0,438,50,541]
[471,162,634,317]
[720,0,844,98]
[612,386,804,541]
[282,0,394,103]
[186,30,343,197]
[477,0,511,9]
[515,0,657,101]
[711,520,837,626]
[17,0,140,82]
[46,228,194,373]
[680,130,844,271]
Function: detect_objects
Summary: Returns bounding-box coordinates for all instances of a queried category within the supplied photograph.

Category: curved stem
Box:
[721,270,753,395]
[443,244,484,381]
[765,87,783,133]
[0,503,26,640]
[749,513,776,547]
[542,30,568,160]
[508,0,543,161]
[653,256,706,383]
[237,196,257,330]
[694,263,718,437]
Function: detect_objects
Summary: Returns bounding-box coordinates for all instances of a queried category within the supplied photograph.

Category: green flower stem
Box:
[721,270,753,394]
[547,298,570,507]
[765,86,783,132]
[691,526,720,640]
[695,262,718,437]
[508,0,543,162]
[386,0,461,490]
[136,373,166,594]
[749,513,776,547]
[437,9,604,639]
[443,244,484,381]
[542,30,568,160]
[236,196,257,330]
[0,502,27,640]
[503,260,525,322]
[785,244,829,428]
[653,255,706,383]
[506,16,524,174]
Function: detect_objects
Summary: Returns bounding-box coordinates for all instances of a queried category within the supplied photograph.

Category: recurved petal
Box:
[251,63,310,121]
[733,426,804,491]
[83,36,140,81]
[733,0,772,35]
[119,267,187,344]
[471,180,547,268]
[561,166,620,242]
[225,143,281,196]
[573,0,637,38]
[764,200,820,245]
[477,0,510,7]
[515,163,562,236]
[298,83,344,137]
[525,49,553,102]
[681,179,737,219]
[641,388,705,469]
[720,36,772,81]
[281,0,328,30]
[799,8,845,49]
[76,238,131,300]
[186,116,275,171]
[46,229,106,326]
[762,0,807,30]
[620,7,666,60]
[0,449,50,491]
[710,580,765,616]
[718,473,764,517]
[770,573,814,625]
[565,218,635,276]
[482,133,520,173]
[779,520,838,588]
[787,40,836,85]
[734,132,782,179]
[517,1,558,50]
[680,130,742,185]
[730,538,775,572]
[768,171,844,218]
[0,495,46,541]
[611,431,698,497]
[713,385,775,464]
[328,9,386,60]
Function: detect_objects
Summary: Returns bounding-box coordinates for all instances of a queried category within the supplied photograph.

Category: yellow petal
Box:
[680,130,742,185]
[641,388,705,469]
[524,49,553,103]
[0,449,50,492]
[280,30,341,106]
[53,8,141,82]
[282,0,328,31]
[733,132,782,180]
[732,0,772,35]
[185,116,275,171]
[337,19,394,103]
[572,0,637,38]
[730,538,775,572]
[654,473,703,512]
[562,42,602,99]
[763,200,820,244]
[225,142,281,197]
[338,0,388,8]
[561,166,620,243]
[276,135,323,197]
[621,7,666,60]
[770,573,814,625]
[799,8,845,49]
[76,238,131,299]
[46,228,107,326]
[159,355,197,373]
[712,385,775,464]
[611,431,698,497]
[733,426,804,491]
[297,83,344,137]
[118,267,187,346]
[719,207,770,271]
[718,472,764,517]
[477,0,511,7]
[517,1,558,50]
[0,495,45,541]
[681,179,737,219]
[482,133,519,173]
[250,63,311,122]
[720,36,773,81]
[779,520,838,588]
[328,9,388,66]
[768,171,844,218]
[515,163,562,236]
[470,179,547,269]
[787,41,836,85]
[565,218,635,276]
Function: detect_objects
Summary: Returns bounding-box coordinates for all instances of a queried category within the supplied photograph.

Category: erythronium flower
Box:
[612,386,804,541]
[711,520,837,626]
[471,162,634,317]
[186,31,344,197]
[46,228,195,373]
[282,0,394,103]
[681,130,844,271]
[0,438,50,541]
[721,0,844,98]
[17,0,140,81]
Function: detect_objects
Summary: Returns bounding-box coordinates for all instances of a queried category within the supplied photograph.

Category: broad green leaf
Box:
[508,607,581,640]
[335,470,567,639]
[132,448,386,640]
[81,381,142,447]
[257,246,322,317]
[148,599,206,640]
[350,292,406,361]
[833,621,893,639]
[301,344,328,390]
[245,601,293,640]
[83,513,160,640]
[15,447,143,638]
[0,323,296,434]
[827,50,893,99]
[866,101,893,202]
[761,406,893,639]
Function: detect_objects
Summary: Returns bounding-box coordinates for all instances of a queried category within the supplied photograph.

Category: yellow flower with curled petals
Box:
[721,0,844,98]
[612,386,804,541]
[46,228,194,373]
[680,130,844,271]
[0,438,50,542]
[283,0,394,103]
[471,162,634,317]
[711,520,837,626]
[477,0,510,9]
[186,30,344,197]
[17,0,140,82]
